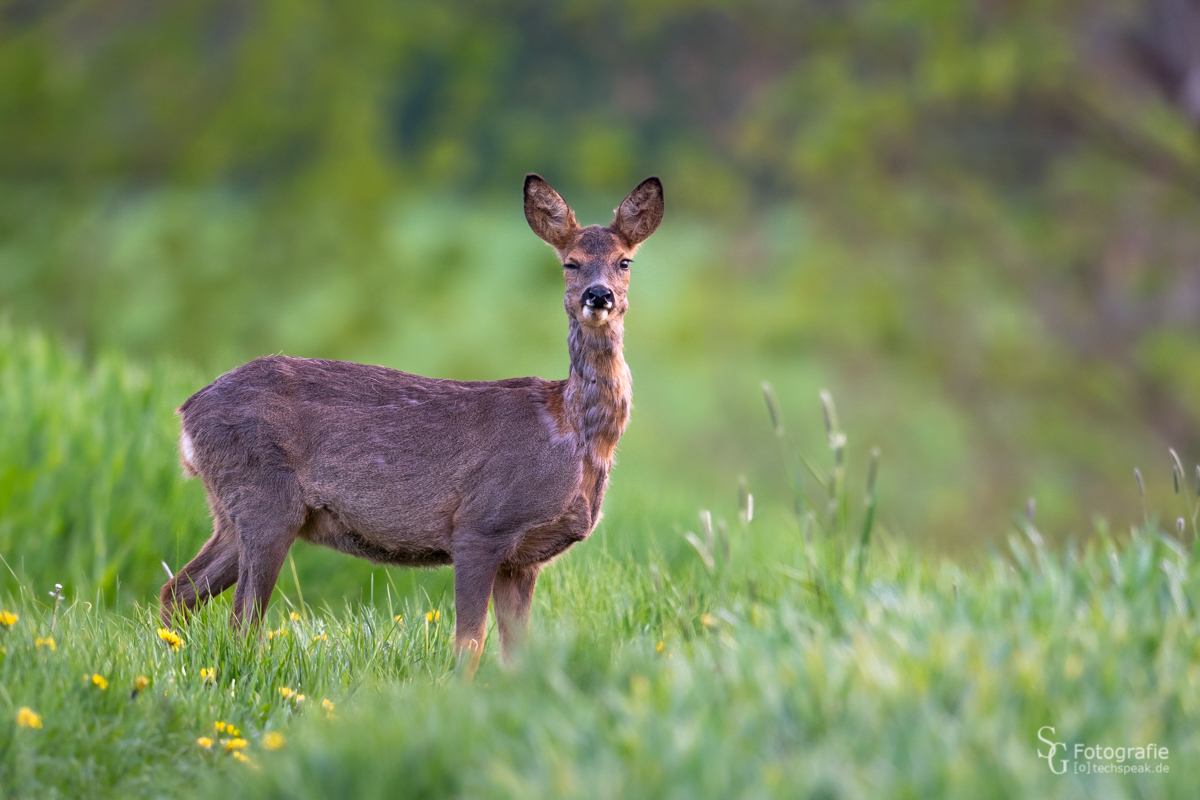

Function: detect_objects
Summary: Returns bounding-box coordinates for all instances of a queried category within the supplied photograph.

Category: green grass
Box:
[1,325,1199,798]
[0,323,211,598]
[0,514,1197,798]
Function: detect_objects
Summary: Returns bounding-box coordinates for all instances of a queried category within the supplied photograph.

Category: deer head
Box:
[524,174,664,329]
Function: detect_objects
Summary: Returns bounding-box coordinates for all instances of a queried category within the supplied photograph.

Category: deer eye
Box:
[618,259,631,270]
[563,262,580,270]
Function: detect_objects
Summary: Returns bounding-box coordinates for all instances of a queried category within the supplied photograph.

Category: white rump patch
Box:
[180,430,198,477]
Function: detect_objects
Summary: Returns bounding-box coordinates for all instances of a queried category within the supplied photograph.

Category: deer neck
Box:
[564,316,632,477]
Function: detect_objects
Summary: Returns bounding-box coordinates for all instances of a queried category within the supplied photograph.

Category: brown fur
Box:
[161,174,664,677]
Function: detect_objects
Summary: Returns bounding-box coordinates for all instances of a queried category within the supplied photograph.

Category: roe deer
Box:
[161,174,664,677]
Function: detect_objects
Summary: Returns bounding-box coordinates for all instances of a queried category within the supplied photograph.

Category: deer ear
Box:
[611,177,664,248]
[524,174,579,250]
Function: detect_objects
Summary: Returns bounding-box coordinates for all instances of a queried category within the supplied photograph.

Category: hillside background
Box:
[3,0,1200,602]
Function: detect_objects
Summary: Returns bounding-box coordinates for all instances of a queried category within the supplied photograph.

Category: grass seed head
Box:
[1170,449,1185,494]
[819,389,838,435]
[761,381,784,437]
[867,448,881,497]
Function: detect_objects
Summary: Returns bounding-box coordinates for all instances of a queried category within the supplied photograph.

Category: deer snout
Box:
[581,286,614,310]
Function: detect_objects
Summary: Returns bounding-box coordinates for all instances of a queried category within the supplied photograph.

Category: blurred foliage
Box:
[3,0,1200,553]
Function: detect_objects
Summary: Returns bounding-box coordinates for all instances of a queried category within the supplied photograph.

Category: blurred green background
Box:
[3,0,1200,601]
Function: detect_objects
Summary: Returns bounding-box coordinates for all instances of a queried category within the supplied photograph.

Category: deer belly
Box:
[298,506,452,567]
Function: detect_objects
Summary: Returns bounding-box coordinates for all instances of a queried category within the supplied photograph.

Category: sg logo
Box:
[1038,726,1069,775]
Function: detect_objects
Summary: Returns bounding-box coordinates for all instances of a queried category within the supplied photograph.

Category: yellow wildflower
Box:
[91,673,108,690]
[214,721,241,736]
[224,737,248,751]
[214,720,226,734]
[274,687,307,704]
[312,633,327,643]
[321,698,336,719]
[196,737,213,749]
[200,668,214,684]
[157,628,183,651]
[700,614,717,628]
[289,612,301,621]
[133,675,149,692]
[16,707,41,729]
[425,610,440,623]
[231,750,259,769]
[35,637,56,651]
[0,611,18,628]
[262,731,286,751]
[394,615,404,624]
[656,641,664,653]
[266,628,287,640]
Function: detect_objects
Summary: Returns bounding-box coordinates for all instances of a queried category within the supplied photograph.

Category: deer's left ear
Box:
[611,177,664,249]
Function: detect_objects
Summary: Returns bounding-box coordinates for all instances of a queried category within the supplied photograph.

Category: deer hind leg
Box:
[228,479,304,630]
[229,520,299,629]
[493,564,539,665]
[160,509,239,626]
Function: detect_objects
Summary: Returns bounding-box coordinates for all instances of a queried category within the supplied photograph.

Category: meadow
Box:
[1,323,1198,798]
[3,2,1200,797]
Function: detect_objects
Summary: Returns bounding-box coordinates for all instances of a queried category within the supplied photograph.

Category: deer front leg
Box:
[493,564,539,665]
[452,551,500,682]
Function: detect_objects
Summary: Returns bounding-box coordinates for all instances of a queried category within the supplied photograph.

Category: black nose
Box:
[582,285,614,309]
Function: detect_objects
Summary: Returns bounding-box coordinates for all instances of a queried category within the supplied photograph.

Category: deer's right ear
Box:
[524,174,579,251]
